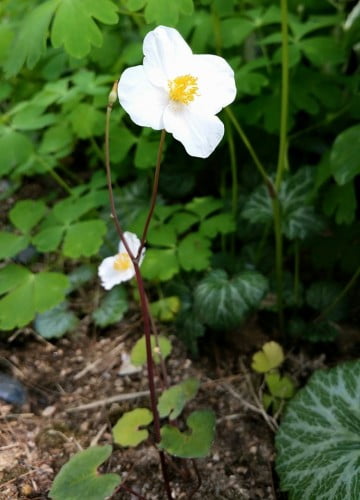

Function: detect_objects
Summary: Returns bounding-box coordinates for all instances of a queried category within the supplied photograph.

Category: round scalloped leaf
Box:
[251,341,285,373]
[0,266,68,330]
[113,408,153,447]
[49,445,121,500]
[130,335,172,367]
[275,360,360,500]
[157,378,200,420]
[35,302,79,339]
[159,409,216,458]
[194,269,268,330]
[92,286,128,328]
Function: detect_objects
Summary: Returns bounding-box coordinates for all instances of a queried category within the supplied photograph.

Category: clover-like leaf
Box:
[9,200,47,233]
[49,445,121,500]
[144,0,193,25]
[178,233,212,271]
[252,341,285,373]
[158,378,200,420]
[0,265,68,330]
[330,124,360,185]
[62,220,107,258]
[92,287,128,328]
[265,372,295,399]
[113,408,153,447]
[141,248,180,281]
[199,213,236,238]
[276,360,360,500]
[0,232,29,260]
[35,302,79,339]
[149,296,181,322]
[194,269,268,330]
[130,335,172,367]
[0,129,34,176]
[159,410,216,458]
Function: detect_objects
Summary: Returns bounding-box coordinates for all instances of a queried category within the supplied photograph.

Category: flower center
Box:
[113,252,132,272]
[168,74,199,104]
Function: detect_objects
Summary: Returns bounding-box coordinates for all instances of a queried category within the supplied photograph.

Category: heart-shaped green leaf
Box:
[130,335,172,367]
[113,408,153,447]
[49,445,121,500]
[276,360,360,500]
[149,296,180,322]
[35,302,79,339]
[252,341,285,373]
[265,372,295,399]
[158,378,200,420]
[0,232,29,259]
[159,410,216,458]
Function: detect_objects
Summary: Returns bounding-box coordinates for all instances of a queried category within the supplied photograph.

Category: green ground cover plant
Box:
[1,0,359,498]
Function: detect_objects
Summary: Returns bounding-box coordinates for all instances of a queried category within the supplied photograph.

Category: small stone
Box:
[42,405,56,417]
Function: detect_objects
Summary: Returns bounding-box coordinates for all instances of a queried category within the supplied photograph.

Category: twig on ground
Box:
[65,390,150,413]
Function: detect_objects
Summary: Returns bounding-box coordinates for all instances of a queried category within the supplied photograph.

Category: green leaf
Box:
[265,372,295,399]
[130,335,172,367]
[11,104,56,131]
[113,408,153,447]
[32,226,64,253]
[241,185,273,225]
[194,270,268,330]
[51,0,118,58]
[0,232,29,260]
[134,135,161,169]
[299,36,345,66]
[62,220,107,258]
[169,212,198,234]
[149,296,180,322]
[4,0,59,77]
[9,200,47,233]
[178,233,211,271]
[185,197,223,220]
[220,18,254,48]
[158,378,200,420]
[199,213,236,238]
[141,248,180,281]
[147,223,177,247]
[251,341,285,373]
[70,103,103,139]
[49,445,121,500]
[159,410,215,458]
[0,267,69,331]
[40,123,74,154]
[144,0,193,25]
[275,360,360,500]
[306,281,346,321]
[330,124,360,185]
[35,302,79,339]
[322,182,356,225]
[68,265,96,292]
[92,287,128,328]
[0,264,30,295]
[0,129,33,177]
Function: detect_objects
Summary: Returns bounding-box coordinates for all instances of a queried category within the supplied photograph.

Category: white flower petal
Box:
[188,54,237,115]
[143,26,192,86]
[118,66,168,129]
[98,256,135,290]
[163,106,224,158]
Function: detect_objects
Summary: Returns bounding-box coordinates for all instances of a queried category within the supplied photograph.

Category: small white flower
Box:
[118,25,236,159]
[98,232,145,290]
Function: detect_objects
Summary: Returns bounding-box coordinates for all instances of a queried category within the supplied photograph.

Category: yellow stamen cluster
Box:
[168,74,199,104]
[113,252,132,271]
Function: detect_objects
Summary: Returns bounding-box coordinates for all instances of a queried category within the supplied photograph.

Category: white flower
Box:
[98,232,145,290]
[118,25,236,159]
